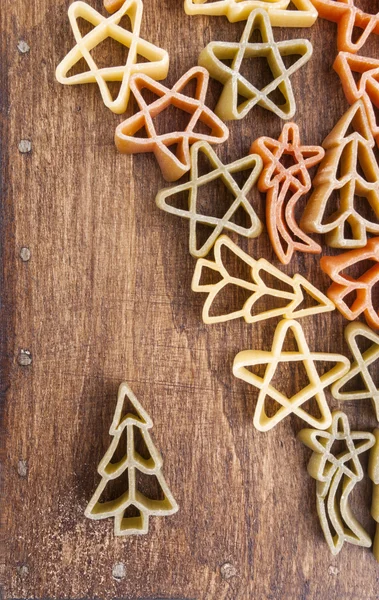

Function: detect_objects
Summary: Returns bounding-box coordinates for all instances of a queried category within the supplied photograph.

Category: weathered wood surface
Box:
[1,0,379,598]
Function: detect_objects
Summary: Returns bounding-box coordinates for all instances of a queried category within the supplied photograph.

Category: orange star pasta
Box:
[115,67,229,181]
[334,52,379,147]
[320,237,379,330]
[310,0,379,53]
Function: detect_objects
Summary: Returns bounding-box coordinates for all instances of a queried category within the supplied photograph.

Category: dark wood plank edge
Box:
[0,8,16,585]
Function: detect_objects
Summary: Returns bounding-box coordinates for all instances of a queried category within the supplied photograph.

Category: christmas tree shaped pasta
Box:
[85,383,178,535]
[300,100,379,248]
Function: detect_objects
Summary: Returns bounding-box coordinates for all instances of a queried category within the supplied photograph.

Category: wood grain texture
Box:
[1,0,379,598]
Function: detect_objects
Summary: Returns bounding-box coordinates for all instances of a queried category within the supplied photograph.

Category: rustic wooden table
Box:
[1,0,378,598]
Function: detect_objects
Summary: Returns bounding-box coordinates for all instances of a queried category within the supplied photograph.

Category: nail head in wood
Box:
[18,139,32,153]
[18,350,32,366]
[17,565,29,578]
[220,562,237,580]
[112,562,126,581]
[17,40,30,54]
[17,459,28,478]
[19,247,31,262]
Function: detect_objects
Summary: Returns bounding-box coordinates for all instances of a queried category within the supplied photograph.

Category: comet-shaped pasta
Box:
[251,122,324,264]
[298,411,375,555]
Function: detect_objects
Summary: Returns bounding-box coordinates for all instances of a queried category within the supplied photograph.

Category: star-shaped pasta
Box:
[331,322,379,421]
[115,67,229,181]
[320,237,379,330]
[311,0,379,53]
[233,319,350,432]
[55,0,169,114]
[198,9,313,121]
[155,143,262,256]
[184,0,318,27]
[334,52,379,146]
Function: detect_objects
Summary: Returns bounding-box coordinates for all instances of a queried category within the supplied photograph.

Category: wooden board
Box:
[1,0,378,598]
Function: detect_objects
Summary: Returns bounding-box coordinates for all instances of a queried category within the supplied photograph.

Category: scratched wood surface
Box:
[1,0,379,598]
